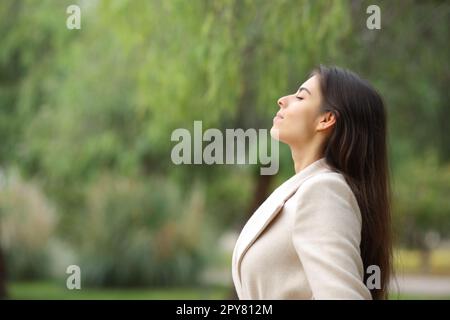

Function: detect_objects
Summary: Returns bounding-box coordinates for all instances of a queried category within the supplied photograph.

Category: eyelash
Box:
[296,96,304,100]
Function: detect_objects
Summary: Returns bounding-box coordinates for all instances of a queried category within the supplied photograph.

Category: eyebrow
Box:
[297,87,312,95]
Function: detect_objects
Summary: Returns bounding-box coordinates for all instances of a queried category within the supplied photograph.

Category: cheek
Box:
[284,107,316,141]
[290,108,312,130]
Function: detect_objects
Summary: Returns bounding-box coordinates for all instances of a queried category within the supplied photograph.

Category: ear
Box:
[316,111,336,132]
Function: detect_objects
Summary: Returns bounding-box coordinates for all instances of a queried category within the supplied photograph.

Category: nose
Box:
[277,96,285,108]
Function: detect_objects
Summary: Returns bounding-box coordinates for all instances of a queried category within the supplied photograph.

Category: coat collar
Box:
[232,157,331,297]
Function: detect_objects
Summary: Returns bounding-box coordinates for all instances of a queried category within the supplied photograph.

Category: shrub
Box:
[77,174,209,287]
[0,169,57,280]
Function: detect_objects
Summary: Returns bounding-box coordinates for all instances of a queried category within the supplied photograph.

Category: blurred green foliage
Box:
[0,0,449,289]
[78,174,209,286]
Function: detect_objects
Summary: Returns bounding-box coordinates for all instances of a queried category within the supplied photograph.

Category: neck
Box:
[290,145,323,174]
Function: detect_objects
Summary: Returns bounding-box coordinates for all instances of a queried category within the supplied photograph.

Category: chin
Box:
[270,127,281,141]
[270,127,291,146]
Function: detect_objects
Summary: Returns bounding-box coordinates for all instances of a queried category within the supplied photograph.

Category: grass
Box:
[8,281,230,300]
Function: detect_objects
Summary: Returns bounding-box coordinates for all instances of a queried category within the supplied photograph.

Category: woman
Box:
[232,65,392,300]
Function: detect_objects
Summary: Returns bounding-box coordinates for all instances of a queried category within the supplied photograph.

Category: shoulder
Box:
[294,171,361,223]
[300,171,353,196]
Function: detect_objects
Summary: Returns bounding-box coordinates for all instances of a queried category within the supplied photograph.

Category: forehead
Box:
[299,74,320,94]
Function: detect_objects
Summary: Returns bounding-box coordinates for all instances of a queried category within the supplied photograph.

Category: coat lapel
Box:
[232,158,330,297]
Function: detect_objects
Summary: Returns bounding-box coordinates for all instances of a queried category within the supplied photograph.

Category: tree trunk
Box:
[247,173,273,218]
[0,247,7,299]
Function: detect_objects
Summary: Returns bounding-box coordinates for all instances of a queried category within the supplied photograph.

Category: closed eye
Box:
[295,96,304,100]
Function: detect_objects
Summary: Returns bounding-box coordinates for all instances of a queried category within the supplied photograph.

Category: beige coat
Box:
[231,158,372,300]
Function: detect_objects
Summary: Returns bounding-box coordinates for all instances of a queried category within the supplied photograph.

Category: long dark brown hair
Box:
[312,65,392,300]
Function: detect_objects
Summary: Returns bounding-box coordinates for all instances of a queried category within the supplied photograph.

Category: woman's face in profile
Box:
[271,75,324,147]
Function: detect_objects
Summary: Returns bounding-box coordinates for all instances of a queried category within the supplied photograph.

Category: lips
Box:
[274,112,284,120]
[273,112,284,123]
